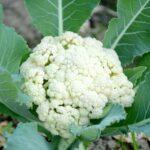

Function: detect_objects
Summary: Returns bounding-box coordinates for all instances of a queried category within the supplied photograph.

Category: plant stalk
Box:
[131,132,139,150]
[58,0,63,35]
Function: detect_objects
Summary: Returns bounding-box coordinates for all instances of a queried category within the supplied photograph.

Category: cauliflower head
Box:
[20,32,135,138]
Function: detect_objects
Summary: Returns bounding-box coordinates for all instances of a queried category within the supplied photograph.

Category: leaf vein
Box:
[111,0,150,49]
[47,0,57,9]
[63,0,77,10]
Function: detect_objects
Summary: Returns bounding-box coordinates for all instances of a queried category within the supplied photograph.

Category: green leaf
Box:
[0,24,31,120]
[70,104,126,140]
[0,24,30,73]
[24,0,99,36]
[0,69,38,122]
[103,0,150,66]
[49,136,76,150]
[4,122,52,150]
[124,71,150,124]
[69,140,88,150]
[124,66,147,86]
[101,126,128,137]
[0,102,27,122]
[139,52,150,69]
[0,4,3,23]
[58,137,75,150]
[129,119,150,136]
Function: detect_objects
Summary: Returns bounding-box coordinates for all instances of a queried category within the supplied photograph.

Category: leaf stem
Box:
[58,0,63,35]
[131,132,139,150]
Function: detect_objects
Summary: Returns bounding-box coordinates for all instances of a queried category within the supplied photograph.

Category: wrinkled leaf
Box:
[124,66,147,86]
[24,0,99,36]
[104,0,150,66]
[4,123,52,150]
[70,104,126,140]
[129,119,150,136]
[0,24,30,73]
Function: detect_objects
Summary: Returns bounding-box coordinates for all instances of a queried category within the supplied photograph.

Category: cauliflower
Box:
[20,32,135,138]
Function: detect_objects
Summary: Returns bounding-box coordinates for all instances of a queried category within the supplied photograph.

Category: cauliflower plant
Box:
[20,32,135,138]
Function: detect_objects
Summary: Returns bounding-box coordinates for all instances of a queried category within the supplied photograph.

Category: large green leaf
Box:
[0,69,37,122]
[139,52,150,69]
[129,119,150,136]
[70,104,126,140]
[124,66,147,86]
[0,4,3,23]
[4,122,52,150]
[124,71,150,124]
[0,24,30,73]
[103,0,150,66]
[0,23,33,121]
[24,0,99,36]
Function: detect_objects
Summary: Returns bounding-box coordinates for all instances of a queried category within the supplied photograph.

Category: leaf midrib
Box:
[111,0,150,49]
[58,0,63,35]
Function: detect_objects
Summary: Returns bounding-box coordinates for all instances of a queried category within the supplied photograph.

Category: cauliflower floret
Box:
[43,106,80,137]
[110,74,135,106]
[22,81,46,106]
[20,32,135,138]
